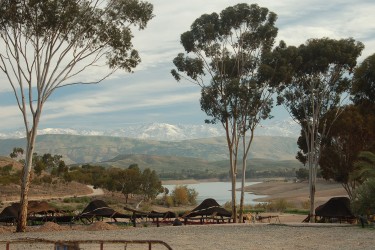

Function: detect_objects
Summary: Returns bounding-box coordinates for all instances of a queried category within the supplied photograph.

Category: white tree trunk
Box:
[17,119,39,232]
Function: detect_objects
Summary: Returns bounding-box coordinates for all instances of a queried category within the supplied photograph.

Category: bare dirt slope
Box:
[246,179,348,208]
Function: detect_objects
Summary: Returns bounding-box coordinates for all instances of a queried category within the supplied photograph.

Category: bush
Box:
[164,195,174,208]
[301,199,310,210]
[63,196,91,204]
[171,185,198,206]
[351,179,375,216]
[172,185,189,205]
[267,199,289,212]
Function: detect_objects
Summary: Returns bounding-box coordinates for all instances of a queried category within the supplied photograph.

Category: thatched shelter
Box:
[0,200,61,224]
[315,197,356,223]
[182,198,232,224]
[78,200,129,223]
[0,205,18,224]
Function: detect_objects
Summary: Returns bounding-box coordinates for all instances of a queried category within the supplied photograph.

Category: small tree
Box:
[9,148,24,161]
[0,0,153,232]
[295,168,309,181]
[112,165,142,204]
[140,168,163,201]
[350,152,375,216]
[351,179,375,216]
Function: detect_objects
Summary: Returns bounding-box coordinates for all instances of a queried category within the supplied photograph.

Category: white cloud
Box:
[0,0,374,131]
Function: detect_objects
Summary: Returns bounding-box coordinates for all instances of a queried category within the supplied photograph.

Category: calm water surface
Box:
[162,181,267,205]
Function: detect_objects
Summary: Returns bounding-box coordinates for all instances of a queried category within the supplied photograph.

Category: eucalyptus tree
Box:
[0,0,153,232]
[171,3,278,221]
[273,38,364,221]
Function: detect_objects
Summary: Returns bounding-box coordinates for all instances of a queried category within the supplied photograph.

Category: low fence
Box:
[0,238,173,250]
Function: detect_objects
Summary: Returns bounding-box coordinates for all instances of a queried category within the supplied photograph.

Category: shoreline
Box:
[161,178,348,208]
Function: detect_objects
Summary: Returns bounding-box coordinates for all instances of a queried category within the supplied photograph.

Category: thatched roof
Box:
[0,205,18,222]
[79,199,128,218]
[149,210,177,219]
[1,200,59,217]
[315,197,354,218]
[183,198,232,218]
[27,201,60,214]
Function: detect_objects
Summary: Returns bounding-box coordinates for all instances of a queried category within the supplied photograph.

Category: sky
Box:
[0,0,375,132]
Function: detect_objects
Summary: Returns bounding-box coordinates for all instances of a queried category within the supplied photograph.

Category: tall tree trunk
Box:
[239,131,254,222]
[16,125,38,232]
[308,126,316,223]
[239,156,246,223]
[230,144,237,223]
[231,166,237,223]
[309,169,316,222]
[225,118,238,223]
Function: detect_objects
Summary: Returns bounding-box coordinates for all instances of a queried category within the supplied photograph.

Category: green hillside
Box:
[0,134,299,164]
[0,134,302,179]
[102,154,302,174]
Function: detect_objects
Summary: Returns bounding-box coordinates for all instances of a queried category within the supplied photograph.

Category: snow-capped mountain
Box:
[0,118,300,140]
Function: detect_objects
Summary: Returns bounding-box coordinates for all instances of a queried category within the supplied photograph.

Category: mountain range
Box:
[0,119,302,174]
[0,118,300,141]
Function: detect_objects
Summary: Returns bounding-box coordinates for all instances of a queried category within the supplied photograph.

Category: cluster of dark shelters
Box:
[303,197,357,224]
[0,199,178,227]
[0,198,232,227]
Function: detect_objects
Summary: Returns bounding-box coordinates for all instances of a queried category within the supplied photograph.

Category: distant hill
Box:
[0,134,299,165]
[102,154,302,173]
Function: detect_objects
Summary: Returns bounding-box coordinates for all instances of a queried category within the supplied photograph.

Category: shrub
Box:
[267,199,289,212]
[171,185,198,206]
[164,195,174,207]
[301,199,310,210]
[351,179,375,216]
[172,185,189,205]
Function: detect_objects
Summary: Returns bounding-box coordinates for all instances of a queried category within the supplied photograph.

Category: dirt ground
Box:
[245,179,348,208]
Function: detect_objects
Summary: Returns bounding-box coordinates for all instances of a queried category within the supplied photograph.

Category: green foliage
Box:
[32,152,66,177]
[351,179,375,215]
[9,147,24,159]
[172,185,190,206]
[295,168,309,181]
[0,167,21,185]
[266,199,289,212]
[351,151,375,183]
[141,168,163,200]
[0,164,13,176]
[68,164,162,203]
[163,195,174,208]
[352,53,375,105]
[63,196,91,204]
[169,185,198,206]
[284,209,309,215]
[318,105,375,198]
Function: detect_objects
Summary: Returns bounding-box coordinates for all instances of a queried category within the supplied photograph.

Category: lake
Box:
[162,181,267,205]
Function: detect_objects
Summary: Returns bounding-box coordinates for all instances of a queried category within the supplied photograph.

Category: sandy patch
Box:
[246,179,348,208]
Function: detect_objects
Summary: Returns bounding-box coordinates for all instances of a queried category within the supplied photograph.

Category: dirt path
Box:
[85,185,104,196]
[2,185,104,204]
